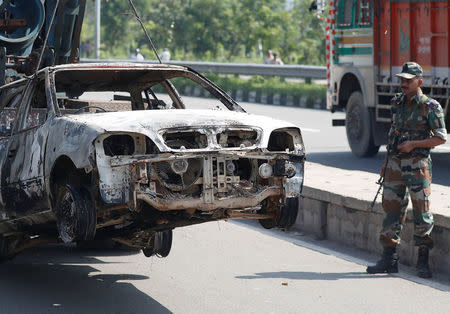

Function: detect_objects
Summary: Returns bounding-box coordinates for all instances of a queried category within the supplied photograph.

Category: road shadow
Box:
[0,244,171,314]
[236,271,385,281]
[8,242,142,265]
[308,151,450,187]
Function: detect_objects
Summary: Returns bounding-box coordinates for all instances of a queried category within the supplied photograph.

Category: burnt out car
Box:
[0,63,305,259]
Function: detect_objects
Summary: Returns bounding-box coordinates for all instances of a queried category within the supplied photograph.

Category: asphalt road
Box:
[1,221,449,314]
[1,96,448,313]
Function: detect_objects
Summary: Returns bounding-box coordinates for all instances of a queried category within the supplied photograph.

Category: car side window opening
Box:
[53,69,241,114]
[23,80,48,130]
[0,88,23,138]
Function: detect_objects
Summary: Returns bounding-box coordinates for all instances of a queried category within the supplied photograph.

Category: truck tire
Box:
[346,91,380,157]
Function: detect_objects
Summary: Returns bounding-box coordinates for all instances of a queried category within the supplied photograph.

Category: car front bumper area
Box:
[101,150,305,215]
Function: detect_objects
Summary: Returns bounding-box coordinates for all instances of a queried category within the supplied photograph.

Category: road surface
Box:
[0,221,448,313]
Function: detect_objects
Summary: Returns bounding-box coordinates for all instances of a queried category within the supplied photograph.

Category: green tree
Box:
[290,0,326,65]
[100,0,137,58]
[81,0,326,64]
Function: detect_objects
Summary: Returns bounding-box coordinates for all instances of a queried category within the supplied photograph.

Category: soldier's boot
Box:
[366,246,398,274]
[416,245,432,278]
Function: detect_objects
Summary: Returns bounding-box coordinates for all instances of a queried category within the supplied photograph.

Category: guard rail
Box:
[80,59,326,79]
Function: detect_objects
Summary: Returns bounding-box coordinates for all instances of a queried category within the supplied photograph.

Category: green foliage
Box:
[81,0,327,64]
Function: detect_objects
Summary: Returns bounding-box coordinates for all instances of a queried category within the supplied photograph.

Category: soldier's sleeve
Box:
[427,99,447,141]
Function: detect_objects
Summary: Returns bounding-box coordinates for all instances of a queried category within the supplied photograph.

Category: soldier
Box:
[366,62,447,278]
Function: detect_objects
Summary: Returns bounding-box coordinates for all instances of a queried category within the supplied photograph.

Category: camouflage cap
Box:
[396,62,423,79]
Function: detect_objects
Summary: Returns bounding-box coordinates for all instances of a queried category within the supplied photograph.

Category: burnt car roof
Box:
[0,63,190,90]
[51,62,187,71]
[52,63,191,92]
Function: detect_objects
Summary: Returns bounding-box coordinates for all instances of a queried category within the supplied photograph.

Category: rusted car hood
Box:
[65,109,299,137]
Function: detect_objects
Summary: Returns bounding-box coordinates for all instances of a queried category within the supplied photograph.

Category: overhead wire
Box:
[127,0,162,64]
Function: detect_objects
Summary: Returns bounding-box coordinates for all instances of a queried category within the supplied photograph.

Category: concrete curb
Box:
[295,163,450,276]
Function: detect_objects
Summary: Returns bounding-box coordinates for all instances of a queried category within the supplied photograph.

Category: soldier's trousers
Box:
[380,155,434,248]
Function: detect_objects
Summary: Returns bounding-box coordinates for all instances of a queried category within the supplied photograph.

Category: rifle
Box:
[370,157,388,209]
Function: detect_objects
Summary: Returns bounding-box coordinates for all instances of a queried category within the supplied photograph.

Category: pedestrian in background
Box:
[160,48,171,62]
[264,49,274,64]
[272,52,284,65]
[366,62,446,278]
[132,48,144,61]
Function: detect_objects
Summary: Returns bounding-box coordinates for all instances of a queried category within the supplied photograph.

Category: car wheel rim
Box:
[58,190,77,243]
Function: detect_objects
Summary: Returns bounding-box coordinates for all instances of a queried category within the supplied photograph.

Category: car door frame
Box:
[1,69,56,217]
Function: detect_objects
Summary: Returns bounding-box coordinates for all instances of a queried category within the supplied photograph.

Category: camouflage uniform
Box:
[380,92,447,248]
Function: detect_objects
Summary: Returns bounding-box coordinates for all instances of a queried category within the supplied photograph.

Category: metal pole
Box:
[95,0,101,59]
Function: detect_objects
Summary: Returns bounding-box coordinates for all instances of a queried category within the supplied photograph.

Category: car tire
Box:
[56,184,96,244]
[345,91,380,157]
[0,234,9,262]
[259,217,277,229]
[0,234,21,262]
[142,230,172,258]
[259,197,299,229]
[277,197,299,228]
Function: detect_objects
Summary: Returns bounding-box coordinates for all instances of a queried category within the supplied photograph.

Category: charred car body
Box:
[0,0,305,259]
[0,63,305,259]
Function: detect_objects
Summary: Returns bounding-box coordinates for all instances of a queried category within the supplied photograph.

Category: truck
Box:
[318,0,450,156]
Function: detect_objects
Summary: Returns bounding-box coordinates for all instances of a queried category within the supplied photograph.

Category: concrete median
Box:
[295,162,450,276]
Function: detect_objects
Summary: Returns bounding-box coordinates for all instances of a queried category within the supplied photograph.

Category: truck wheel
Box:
[56,185,96,243]
[346,91,379,157]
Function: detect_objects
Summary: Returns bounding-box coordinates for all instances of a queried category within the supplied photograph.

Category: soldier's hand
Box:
[397,141,415,153]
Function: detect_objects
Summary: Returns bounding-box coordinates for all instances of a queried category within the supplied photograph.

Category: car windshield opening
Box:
[53,67,242,114]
